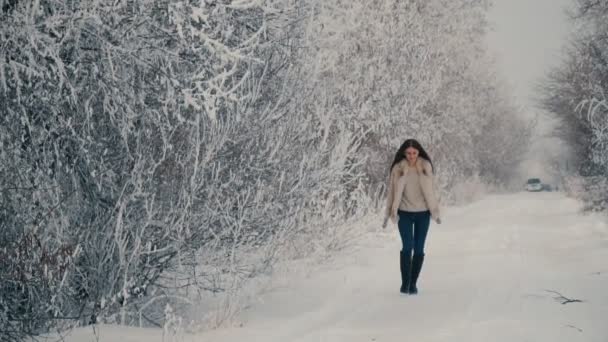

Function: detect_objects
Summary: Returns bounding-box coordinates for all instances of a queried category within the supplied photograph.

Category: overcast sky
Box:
[485,0,572,109]
[485,0,573,181]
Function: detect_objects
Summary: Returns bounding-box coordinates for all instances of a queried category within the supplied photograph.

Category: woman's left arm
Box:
[419,160,441,222]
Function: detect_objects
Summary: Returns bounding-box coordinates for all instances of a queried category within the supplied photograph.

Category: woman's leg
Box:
[412,211,431,256]
[410,211,431,294]
[397,210,414,293]
[397,210,414,254]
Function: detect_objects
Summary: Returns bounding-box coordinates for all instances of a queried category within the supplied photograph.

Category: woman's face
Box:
[405,147,419,164]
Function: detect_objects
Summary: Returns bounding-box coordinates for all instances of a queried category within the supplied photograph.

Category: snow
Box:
[54,192,608,342]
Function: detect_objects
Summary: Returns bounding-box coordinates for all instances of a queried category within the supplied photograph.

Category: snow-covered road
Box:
[67,192,608,342]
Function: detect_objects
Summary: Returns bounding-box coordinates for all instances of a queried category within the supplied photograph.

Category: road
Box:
[200,192,608,342]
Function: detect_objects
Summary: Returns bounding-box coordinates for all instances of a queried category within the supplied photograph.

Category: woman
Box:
[383,139,441,295]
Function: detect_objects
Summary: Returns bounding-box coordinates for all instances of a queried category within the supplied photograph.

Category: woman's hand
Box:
[390,209,398,224]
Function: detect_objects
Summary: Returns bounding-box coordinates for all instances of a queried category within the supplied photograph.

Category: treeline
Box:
[0,0,529,340]
[541,0,608,211]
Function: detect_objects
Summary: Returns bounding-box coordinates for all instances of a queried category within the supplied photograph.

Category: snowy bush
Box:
[0,0,309,338]
[283,0,530,201]
[448,174,492,205]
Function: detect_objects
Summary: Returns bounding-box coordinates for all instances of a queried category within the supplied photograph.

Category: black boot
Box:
[409,254,425,295]
[400,251,411,294]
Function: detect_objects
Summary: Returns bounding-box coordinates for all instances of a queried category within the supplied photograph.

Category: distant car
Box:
[541,183,553,192]
[526,178,543,192]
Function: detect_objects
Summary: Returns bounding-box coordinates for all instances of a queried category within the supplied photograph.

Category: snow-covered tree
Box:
[0,0,301,336]
[541,0,608,210]
[285,0,530,196]
[1,0,530,339]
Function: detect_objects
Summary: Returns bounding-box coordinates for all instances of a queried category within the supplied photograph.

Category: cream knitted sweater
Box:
[385,158,440,223]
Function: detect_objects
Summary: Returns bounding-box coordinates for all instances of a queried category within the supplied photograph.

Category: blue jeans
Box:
[397,210,431,256]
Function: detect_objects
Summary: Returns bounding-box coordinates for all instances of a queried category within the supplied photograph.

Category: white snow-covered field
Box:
[59,192,608,342]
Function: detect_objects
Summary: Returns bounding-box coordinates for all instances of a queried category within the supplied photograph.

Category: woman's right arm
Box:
[385,166,395,219]
[385,165,404,223]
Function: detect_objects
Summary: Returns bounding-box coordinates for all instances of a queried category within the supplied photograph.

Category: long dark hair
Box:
[389,139,434,174]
